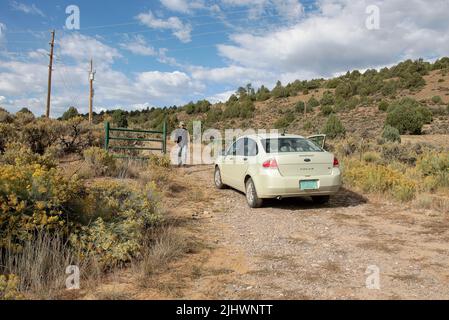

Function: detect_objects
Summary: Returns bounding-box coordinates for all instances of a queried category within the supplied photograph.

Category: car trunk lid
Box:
[275,152,333,177]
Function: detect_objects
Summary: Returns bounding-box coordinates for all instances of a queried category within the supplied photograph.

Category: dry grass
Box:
[415,194,449,213]
[0,233,102,299]
[132,226,187,287]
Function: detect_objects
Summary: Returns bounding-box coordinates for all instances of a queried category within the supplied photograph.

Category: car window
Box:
[226,142,237,156]
[235,139,245,156]
[246,138,258,157]
[261,138,323,153]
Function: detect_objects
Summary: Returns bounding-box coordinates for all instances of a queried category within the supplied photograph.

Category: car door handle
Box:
[243,158,248,161]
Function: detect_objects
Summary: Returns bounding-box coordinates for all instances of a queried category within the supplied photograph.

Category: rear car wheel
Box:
[214,167,226,189]
[312,195,330,205]
[245,178,263,208]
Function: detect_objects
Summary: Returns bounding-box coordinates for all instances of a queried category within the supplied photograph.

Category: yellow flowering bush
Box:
[83,147,117,177]
[343,159,416,202]
[416,151,449,190]
[148,154,171,168]
[0,142,57,168]
[0,163,83,249]
[69,180,162,269]
[0,275,22,300]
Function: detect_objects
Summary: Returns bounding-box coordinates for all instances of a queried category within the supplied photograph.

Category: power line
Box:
[4,7,264,34]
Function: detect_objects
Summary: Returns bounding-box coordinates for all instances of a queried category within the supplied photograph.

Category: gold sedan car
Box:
[214,134,341,208]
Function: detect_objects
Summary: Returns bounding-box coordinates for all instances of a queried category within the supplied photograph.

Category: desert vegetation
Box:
[1,57,449,299]
[0,110,185,299]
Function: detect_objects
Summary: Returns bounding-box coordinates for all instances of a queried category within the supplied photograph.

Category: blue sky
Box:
[1,0,449,116]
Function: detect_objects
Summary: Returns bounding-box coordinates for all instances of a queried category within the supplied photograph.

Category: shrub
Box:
[256,86,271,101]
[19,118,64,155]
[271,81,289,98]
[0,123,16,153]
[0,143,57,168]
[320,91,335,106]
[431,95,443,104]
[381,143,420,165]
[148,154,171,168]
[307,96,320,109]
[385,98,430,134]
[320,105,334,116]
[344,159,416,202]
[323,114,346,139]
[61,107,80,120]
[274,112,295,129]
[295,101,305,113]
[223,97,255,119]
[335,82,354,99]
[0,162,84,249]
[417,151,449,190]
[378,101,389,112]
[70,181,162,268]
[382,125,401,143]
[83,147,117,177]
[0,275,22,300]
[59,117,100,154]
[112,110,128,128]
[363,151,380,163]
[0,108,13,124]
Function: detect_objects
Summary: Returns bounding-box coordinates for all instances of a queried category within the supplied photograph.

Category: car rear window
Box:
[261,138,323,153]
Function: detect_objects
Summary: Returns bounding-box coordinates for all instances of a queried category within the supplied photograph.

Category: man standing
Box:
[174,121,189,167]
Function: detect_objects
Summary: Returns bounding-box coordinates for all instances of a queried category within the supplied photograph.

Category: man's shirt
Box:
[174,128,189,147]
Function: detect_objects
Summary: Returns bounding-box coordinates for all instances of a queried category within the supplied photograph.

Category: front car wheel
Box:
[214,166,226,189]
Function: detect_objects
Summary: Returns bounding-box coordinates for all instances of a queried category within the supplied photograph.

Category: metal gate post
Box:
[105,121,110,151]
[162,119,167,154]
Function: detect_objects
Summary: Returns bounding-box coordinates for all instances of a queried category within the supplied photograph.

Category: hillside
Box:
[82,57,449,143]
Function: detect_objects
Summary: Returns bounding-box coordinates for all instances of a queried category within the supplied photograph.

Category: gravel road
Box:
[182,166,449,300]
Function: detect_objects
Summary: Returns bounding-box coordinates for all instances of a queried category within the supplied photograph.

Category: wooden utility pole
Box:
[88,59,95,124]
[46,30,55,118]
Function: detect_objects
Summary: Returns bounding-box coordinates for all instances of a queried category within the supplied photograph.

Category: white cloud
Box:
[272,0,304,20]
[190,65,273,87]
[217,0,449,78]
[221,0,303,20]
[207,90,235,103]
[136,11,192,43]
[160,0,206,13]
[10,1,45,17]
[59,33,122,66]
[120,35,156,56]
[0,33,205,116]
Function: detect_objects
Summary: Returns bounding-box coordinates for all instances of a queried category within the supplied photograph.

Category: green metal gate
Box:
[104,121,167,159]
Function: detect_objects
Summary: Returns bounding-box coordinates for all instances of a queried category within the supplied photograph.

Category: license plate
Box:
[300,180,318,190]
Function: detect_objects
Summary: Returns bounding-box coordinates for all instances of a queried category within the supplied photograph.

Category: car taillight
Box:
[262,159,278,169]
[333,157,339,167]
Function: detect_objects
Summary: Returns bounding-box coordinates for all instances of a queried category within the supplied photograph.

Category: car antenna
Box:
[281,128,287,136]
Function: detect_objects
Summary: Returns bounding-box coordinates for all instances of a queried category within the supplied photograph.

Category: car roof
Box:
[243,133,306,140]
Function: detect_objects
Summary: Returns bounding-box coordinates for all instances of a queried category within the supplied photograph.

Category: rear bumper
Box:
[255,168,342,199]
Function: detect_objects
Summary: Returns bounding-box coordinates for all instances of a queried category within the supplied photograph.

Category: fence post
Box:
[162,119,167,154]
[105,121,110,151]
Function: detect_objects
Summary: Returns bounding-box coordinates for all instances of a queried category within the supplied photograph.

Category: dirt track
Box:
[86,165,449,300]
[171,165,449,300]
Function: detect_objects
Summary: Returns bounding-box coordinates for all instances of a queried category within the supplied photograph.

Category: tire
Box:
[312,195,330,205]
[245,178,263,208]
[214,166,226,189]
